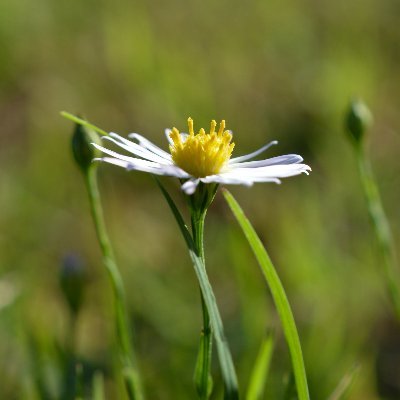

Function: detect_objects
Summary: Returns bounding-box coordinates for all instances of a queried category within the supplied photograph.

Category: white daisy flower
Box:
[92,118,311,195]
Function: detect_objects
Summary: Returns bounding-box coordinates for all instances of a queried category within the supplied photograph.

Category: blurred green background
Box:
[1,0,400,398]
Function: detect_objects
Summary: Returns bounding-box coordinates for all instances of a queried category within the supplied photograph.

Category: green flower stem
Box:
[156,180,239,399]
[192,211,213,399]
[223,189,309,400]
[356,147,400,318]
[85,166,143,400]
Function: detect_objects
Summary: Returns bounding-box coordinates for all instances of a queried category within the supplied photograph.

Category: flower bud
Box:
[60,254,86,315]
[345,99,373,145]
[71,122,101,172]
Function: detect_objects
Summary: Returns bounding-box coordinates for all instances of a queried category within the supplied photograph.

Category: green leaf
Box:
[246,330,275,400]
[60,111,108,137]
[156,180,239,400]
[223,189,310,400]
[327,364,359,400]
[155,179,192,244]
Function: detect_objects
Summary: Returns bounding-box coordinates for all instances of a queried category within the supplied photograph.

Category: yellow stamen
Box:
[169,118,235,178]
[210,120,217,134]
[188,117,194,136]
[218,120,225,135]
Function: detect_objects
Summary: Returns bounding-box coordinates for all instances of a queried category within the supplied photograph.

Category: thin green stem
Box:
[192,212,213,399]
[85,166,143,400]
[61,111,108,137]
[156,180,239,399]
[356,146,400,319]
[192,212,206,262]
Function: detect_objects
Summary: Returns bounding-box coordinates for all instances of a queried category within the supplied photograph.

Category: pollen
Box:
[169,118,235,178]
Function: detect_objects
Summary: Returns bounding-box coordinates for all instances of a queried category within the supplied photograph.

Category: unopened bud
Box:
[345,99,373,145]
[71,122,101,172]
[60,254,86,315]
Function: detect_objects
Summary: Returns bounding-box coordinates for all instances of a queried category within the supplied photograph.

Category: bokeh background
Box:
[1,0,400,398]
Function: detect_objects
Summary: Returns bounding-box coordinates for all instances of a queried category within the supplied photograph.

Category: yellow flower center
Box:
[169,118,235,178]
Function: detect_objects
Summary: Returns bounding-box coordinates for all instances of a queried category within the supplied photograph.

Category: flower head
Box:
[170,118,234,178]
[92,118,311,195]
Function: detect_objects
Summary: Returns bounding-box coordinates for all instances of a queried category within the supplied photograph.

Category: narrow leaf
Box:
[157,180,239,399]
[327,364,359,400]
[61,111,108,137]
[246,330,275,400]
[223,189,309,400]
[155,179,192,245]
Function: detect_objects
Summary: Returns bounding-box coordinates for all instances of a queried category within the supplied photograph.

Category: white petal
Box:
[94,157,190,178]
[229,140,278,163]
[201,175,254,186]
[93,157,131,168]
[93,143,155,166]
[104,134,172,164]
[181,179,200,195]
[222,163,311,179]
[149,164,191,178]
[93,157,164,174]
[92,143,190,178]
[200,175,280,186]
[128,133,172,160]
[229,154,303,168]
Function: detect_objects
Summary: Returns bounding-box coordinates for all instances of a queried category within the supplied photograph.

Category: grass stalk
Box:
[223,189,309,400]
[246,330,275,400]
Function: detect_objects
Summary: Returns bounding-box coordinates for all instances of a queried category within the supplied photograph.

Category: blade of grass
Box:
[327,364,359,400]
[156,180,239,399]
[246,330,275,400]
[223,189,309,400]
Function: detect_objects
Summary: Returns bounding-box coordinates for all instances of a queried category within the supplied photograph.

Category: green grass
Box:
[1,0,400,398]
